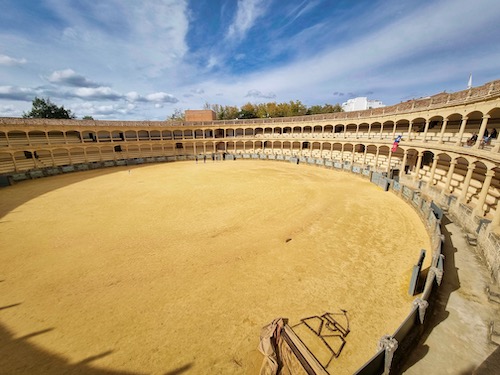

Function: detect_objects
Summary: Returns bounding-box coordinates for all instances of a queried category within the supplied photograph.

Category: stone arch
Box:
[28,130,47,145]
[97,130,111,142]
[0,152,13,174]
[138,130,149,140]
[100,145,115,161]
[49,130,67,144]
[150,130,161,140]
[33,148,53,167]
[173,130,183,140]
[69,147,86,164]
[162,130,173,140]
[194,129,204,139]
[86,146,101,162]
[235,141,244,153]
[313,125,322,134]
[52,148,71,166]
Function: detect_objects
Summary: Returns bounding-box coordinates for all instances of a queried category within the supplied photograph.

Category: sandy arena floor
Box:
[0,160,431,374]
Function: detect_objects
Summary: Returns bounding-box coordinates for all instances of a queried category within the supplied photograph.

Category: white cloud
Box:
[0,104,19,116]
[246,89,276,99]
[284,0,321,25]
[145,92,178,103]
[125,91,179,104]
[126,91,141,102]
[201,0,500,106]
[73,87,122,100]
[206,55,219,69]
[47,69,101,88]
[45,0,190,77]
[0,86,39,101]
[226,0,267,41]
[0,54,27,66]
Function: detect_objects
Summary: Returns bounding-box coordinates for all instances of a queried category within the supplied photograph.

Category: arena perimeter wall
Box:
[2,154,448,375]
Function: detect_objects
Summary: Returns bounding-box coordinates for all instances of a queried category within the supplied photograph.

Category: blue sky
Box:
[1,0,499,120]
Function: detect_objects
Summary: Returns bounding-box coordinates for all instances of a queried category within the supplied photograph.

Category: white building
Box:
[341,97,385,112]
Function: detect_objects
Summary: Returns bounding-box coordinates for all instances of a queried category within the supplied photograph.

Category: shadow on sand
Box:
[0,165,143,219]
[0,307,193,375]
[398,215,460,373]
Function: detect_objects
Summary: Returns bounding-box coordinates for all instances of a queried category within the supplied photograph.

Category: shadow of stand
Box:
[474,345,500,374]
[399,215,460,373]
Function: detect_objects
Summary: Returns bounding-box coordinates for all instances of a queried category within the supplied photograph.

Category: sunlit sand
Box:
[0,161,430,374]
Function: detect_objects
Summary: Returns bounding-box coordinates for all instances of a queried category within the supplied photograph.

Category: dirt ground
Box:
[0,160,431,374]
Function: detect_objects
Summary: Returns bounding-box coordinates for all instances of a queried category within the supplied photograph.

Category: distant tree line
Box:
[201,100,343,120]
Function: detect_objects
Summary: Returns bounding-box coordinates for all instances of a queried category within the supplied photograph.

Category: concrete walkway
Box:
[401,215,500,375]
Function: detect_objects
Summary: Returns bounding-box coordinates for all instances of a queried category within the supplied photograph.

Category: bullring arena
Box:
[1,80,500,374]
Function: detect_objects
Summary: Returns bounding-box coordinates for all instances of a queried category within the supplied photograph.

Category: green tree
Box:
[168,108,185,121]
[238,102,257,119]
[307,105,324,115]
[288,100,307,116]
[322,103,343,113]
[23,97,75,119]
[221,105,240,120]
[82,115,94,120]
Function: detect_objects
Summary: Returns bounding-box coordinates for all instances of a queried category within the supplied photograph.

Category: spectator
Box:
[480,128,497,148]
[466,133,478,146]
[491,128,498,139]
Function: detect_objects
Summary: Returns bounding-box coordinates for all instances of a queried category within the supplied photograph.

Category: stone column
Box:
[401,150,408,173]
[473,115,491,149]
[374,147,380,170]
[459,164,476,203]
[473,170,495,216]
[391,122,397,139]
[428,155,439,186]
[407,121,413,141]
[455,116,468,146]
[362,146,368,167]
[413,151,423,181]
[386,150,392,173]
[438,118,449,144]
[356,124,360,139]
[443,159,457,192]
[422,120,430,142]
[379,123,384,139]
